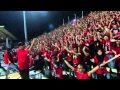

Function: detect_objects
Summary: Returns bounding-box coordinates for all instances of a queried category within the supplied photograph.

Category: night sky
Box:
[0,11,90,41]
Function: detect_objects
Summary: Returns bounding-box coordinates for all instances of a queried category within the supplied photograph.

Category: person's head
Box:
[68,45,72,50]
[12,48,15,52]
[5,48,11,52]
[96,48,105,56]
[84,37,88,42]
[97,49,102,56]
[111,20,116,24]
[104,35,109,41]
[113,25,117,29]
[77,64,86,73]
[73,47,77,53]
[95,40,101,46]
[18,42,25,50]
[96,48,105,62]
[104,25,110,31]
[52,56,57,62]
[35,54,40,60]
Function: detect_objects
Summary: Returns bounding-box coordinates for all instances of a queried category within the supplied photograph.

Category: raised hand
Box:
[31,38,36,44]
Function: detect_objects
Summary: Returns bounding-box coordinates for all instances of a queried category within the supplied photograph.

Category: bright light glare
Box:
[40,11,48,16]
[49,24,54,29]
[27,11,48,16]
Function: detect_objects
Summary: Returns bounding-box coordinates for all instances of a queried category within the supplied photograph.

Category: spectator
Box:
[3,48,17,79]
[17,38,36,79]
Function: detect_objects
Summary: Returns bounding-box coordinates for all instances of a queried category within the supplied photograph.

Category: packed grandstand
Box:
[1,11,120,79]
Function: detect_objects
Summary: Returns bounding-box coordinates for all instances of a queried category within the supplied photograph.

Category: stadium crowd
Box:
[1,11,120,79]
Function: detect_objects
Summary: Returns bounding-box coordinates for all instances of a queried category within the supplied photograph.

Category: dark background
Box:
[0,11,90,41]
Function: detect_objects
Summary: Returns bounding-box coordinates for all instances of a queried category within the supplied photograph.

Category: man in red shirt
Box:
[17,38,36,79]
[3,48,18,79]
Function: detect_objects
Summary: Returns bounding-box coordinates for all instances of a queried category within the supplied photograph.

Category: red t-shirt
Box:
[74,68,89,79]
[73,55,79,65]
[72,43,78,48]
[113,46,120,60]
[93,56,108,74]
[60,50,67,57]
[101,39,105,46]
[4,51,10,65]
[17,49,29,70]
[105,33,110,38]
[113,46,120,54]
[89,37,94,45]
[66,56,72,62]
[73,59,79,65]
[49,58,54,71]
[117,32,120,38]
[43,51,52,60]
[12,56,17,63]
[42,50,48,58]
[46,52,51,59]
[56,66,63,79]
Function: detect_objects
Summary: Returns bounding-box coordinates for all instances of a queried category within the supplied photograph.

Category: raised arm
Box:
[82,46,89,56]
[88,54,120,77]
[29,38,36,52]
[64,46,73,54]
[64,60,74,71]
[108,19,113,29]
[109,29,113,39]
[52,43,60,51]
[75,35,80,45]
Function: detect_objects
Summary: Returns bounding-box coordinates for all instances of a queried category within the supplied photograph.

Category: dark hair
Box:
[52,56,57,60]
[78,63,87,72]
[113,42,117,47]
[18,42,25,47]
[96,48,105,63]
[6,48,11,51]
[84,46,90,53]
[96,48,105,54]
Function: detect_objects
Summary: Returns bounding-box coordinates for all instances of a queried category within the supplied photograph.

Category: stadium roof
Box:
[0,26,17,41]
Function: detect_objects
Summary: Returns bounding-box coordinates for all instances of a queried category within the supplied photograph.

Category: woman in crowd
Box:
[64,53,120,79]
[92,48,109,79]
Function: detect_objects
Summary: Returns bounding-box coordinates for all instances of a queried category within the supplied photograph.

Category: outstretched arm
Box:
[88,54,120,77]
[64,46,73,54]
[88,65,99,77]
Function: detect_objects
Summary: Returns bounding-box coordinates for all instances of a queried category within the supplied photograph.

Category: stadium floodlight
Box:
[22,11,48,42]
[23,11,28,43]
[40,11,48,16]
[82,11,84,18]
